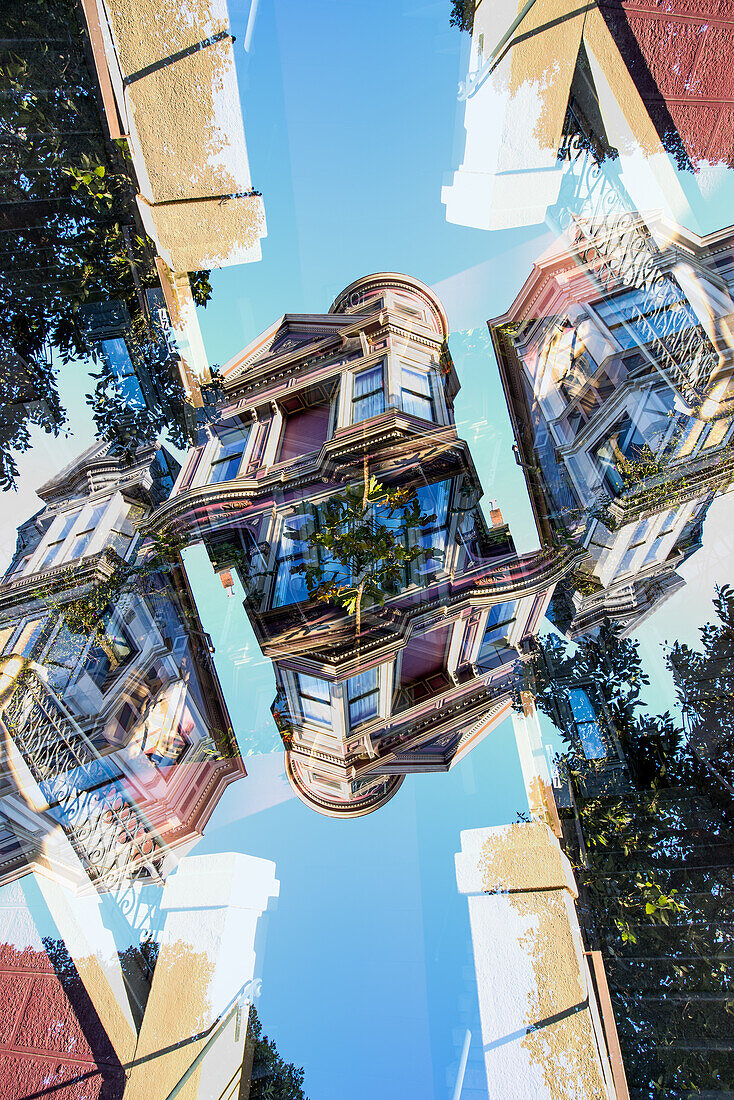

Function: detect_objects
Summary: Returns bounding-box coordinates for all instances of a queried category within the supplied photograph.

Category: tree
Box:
[247,1007,308,1100]
[87,317,190,455]
[668,583,734,791]
[530,622,734,1097]
[450,0,475,33]
[288,458,438,637]
[0,0,211,487]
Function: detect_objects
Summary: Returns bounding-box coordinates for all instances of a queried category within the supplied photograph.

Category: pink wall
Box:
[278,403,331,463]
[606,0,734,166]
[399,625,450,686]
[0,941,124,1099]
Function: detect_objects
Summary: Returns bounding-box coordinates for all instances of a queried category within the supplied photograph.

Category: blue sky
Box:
[4,2,734,1096]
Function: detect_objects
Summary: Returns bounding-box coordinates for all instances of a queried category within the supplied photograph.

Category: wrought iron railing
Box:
[554,101,720,408]
[1,665,166,890]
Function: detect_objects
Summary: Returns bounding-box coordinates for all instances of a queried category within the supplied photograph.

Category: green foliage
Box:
[668,582,734,789]
[288,467,438,634]
[36,527,184,639]
[449,0,475,33]
[87,317,190,455]
[0,0,209,487]
[247,1007,308,1100]
[536,614,734,1094]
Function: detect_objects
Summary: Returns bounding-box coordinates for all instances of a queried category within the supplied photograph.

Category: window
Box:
[477,602,517,669]
[568,687,606,759]
[39,511,78,569]
[45,623,84,693]
[5,553,31,580]
[209,422,251,484]
[347,668,379,727]
[100,338,146,409]
[272,509,352,609]
[82,617,135,692]
[352,366,385,423]
[594,283,699,352]
[272,514,311,608]
[412,481,451,579]
[109,528,134,557]
[593,415,645,495]
[401,367,434,421]
[298,674,332,726]
[593,390,676,495]
[13,617,49,658]
[617,516,654,574]
[70,504,107,560]
[559,353,596,403]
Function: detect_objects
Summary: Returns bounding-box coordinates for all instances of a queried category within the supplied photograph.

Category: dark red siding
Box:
[277,404,331,463]
[600,0,734,166]
[0,940,124,1100]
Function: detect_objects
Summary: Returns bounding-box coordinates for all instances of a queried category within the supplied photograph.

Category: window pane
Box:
[209,453,243,483]
[567,688,607,758]
[298,674,332,725]
[51,511,78,543]
[402,368,431,397]
[45,624,84,692]
[482,602,517,647]
[208,424,250,483]
[347,668,379,727]
[14,618,47,658]
[401,367,434,419]
[353,366,383,397]
[41,541,66,569]
[101,338,146,409]
[353,392,385,422]
[72,529,95,558]
[402,391,433,420]
[110,530,134,557]
[302,696,331,725]
[83,619,134,691]
[216,423,250,453]
[352,367,385,423]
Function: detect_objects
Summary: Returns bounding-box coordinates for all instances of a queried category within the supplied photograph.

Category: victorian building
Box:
[146,273,577,816]
[443,0,734,234]
[0,441,244,892]
[490,219,734,636]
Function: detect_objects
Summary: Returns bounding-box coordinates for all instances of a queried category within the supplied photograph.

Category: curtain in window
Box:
[352,366,385,422]
[298,674,332,725]
[401,367,434,420]
[414,480,451,574]
[347,668,379,727]
[272,513,311,608]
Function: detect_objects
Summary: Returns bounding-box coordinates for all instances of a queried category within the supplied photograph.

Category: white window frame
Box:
[193,418,257,489]
[29,500,114,573]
